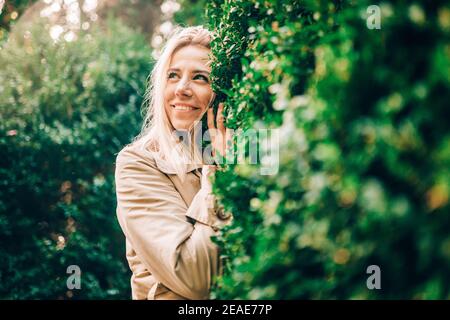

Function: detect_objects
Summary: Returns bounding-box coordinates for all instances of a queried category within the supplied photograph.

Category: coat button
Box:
[214,202,231,220]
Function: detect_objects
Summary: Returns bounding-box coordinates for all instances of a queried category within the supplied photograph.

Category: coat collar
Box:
[153,153,203,175]
[138,135,203,175]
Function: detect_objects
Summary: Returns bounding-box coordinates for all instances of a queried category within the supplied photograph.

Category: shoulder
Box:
[115,138,160,175]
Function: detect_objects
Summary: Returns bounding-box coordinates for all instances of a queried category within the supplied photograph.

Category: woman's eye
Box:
[194,74,209,82]
[168,72,178,79]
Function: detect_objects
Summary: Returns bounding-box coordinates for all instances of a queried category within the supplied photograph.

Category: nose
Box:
[175,78,193,97]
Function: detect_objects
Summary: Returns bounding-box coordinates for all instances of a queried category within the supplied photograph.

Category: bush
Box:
[207,0,450,299]
[0,20,152,299]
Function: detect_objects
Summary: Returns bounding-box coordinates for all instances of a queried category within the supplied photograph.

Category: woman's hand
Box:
[207,102,233,161]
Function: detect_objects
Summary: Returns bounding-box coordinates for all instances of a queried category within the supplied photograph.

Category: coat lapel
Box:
[153,155,203,207]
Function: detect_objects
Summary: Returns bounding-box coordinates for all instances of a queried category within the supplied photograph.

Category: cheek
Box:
[164,84,175,102]
[198,87,213,108]
[163,87,174,118]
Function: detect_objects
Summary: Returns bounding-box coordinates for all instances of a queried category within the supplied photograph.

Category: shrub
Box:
[207,0,450,299]
[0,20,152,299]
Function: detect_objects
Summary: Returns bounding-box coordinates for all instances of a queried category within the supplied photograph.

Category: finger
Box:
[207,107,215,131]
[207,107,217,140]
[216,103,226,132]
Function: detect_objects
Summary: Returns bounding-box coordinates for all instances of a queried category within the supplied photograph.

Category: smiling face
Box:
[164,45,214,131]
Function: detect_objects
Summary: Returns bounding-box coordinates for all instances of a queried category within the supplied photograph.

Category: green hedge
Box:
[207,0,450,299]
[0,20,152,299]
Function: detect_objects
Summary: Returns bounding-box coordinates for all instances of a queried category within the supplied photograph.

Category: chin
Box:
[172,121,193,131]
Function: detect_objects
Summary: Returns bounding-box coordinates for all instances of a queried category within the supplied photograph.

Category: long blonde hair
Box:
[132,26,214,180]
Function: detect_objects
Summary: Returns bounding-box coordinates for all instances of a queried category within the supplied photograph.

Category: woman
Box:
[114,26,233,300]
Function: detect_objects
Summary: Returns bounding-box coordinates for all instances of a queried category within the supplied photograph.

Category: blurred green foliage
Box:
[207,0,450,299]
[0,20,152,299]
[0,0,36,34]
[173,0,208,26]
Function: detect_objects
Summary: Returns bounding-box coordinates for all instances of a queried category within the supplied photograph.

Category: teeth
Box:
[173,105,196,110]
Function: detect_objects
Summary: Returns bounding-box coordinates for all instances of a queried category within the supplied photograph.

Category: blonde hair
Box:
[132,26,214,180]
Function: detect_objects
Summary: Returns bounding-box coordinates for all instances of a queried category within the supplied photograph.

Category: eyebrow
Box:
[167,68,210,75]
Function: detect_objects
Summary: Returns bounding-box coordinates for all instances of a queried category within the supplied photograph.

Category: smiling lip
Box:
[171,103,199,111]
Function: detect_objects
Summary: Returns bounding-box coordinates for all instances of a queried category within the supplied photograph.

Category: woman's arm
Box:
[115,148,231,300]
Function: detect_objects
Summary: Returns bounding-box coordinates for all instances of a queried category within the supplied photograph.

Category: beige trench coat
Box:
[114,139,232,300]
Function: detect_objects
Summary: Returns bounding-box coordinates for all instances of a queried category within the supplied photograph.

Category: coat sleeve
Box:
[114,148,231,300]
